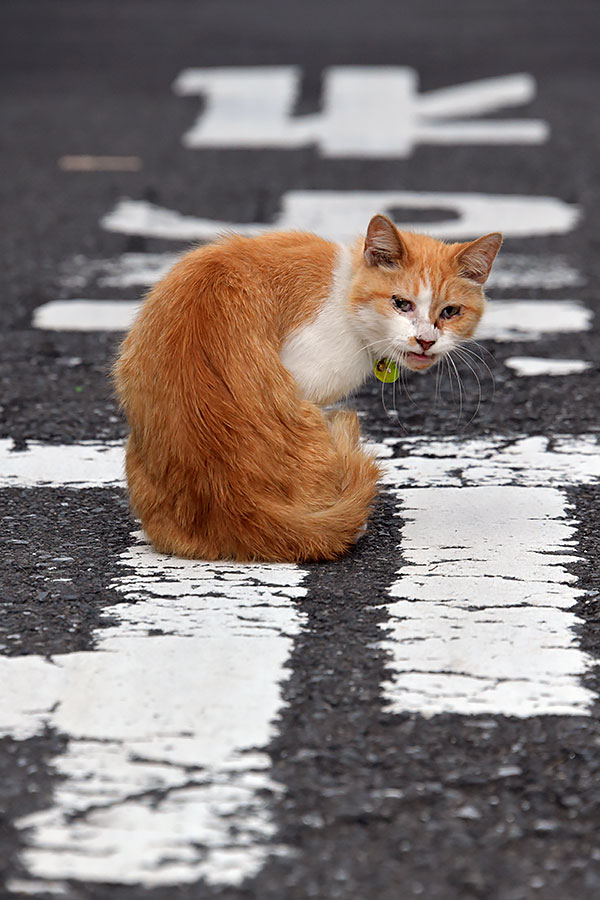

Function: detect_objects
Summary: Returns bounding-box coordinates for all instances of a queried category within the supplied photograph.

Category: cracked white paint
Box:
[378,435,600,489]
[3,434,600,890]
[0,440,124,488]
[505,357,592,376]
[378,435,600,716]
[100,191,579,242]
[1,535,308,888]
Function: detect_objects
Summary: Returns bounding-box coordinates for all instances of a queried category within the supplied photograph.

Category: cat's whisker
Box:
[456,342,496,401]
[380,348,409,432]
[380,369,393,421]
[376,340,394,420]
[463,337,496,362]
[453,348,483,427]
[397,353,412,432]
[393,363,410,435]
[459,339,495,369]
[447,353,465,424]
[394,350,418,409]
[452,356,465,425]
[434,355,442,409]
[455,345,494,387]
[444,355,455,404]
[349,337,393,364]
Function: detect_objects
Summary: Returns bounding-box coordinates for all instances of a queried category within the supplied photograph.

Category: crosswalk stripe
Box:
[379,434,599,716]
[2,435,598,721]
[0,440,123,488]
[2,429,598,888]
[2,534,307,888]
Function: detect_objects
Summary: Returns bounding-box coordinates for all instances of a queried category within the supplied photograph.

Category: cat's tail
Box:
[245,409,381,562]
[125,408,380,564]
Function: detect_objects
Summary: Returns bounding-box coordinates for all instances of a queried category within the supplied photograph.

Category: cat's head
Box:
[350,214,502,373]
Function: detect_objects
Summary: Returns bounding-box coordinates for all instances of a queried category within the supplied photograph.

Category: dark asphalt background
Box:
[1,1,600,897]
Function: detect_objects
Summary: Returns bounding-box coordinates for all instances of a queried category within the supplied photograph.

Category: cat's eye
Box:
[392,295,414,312]
[440,305,461,320]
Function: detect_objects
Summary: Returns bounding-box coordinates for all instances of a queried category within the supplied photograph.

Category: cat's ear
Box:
[455,233,503,284]
[364,215,408,268]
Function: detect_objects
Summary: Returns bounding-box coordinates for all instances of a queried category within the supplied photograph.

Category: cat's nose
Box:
[417,338,436,352]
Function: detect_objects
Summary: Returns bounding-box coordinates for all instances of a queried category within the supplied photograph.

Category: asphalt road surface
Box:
[1,1,600,898]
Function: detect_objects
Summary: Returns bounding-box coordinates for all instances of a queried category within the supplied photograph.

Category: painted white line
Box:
[3,534,307,888]
[505,357,593,376]
[32,298,592,345]
[8,436,597,493]
[0,440,124,488]
[59,251,583,291]
[32,300,139,332]
[100,191,579,242]
[487,254,583,290]
[377,435,600,717]
[173,67,547,156]
[476,300,593,342]
[378,434,600,489]
[3,437,599,727]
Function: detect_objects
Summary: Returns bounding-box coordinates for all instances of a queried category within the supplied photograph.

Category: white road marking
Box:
[6,436,599,494]
[59,251,583,291]
[32,300,137,332]
[32,298,592,347]
[505,357,593,376]
[476,300,593,342]
[2,534,307,888]
[487,254,584,290]
[377,435,600,717]
[1,433,599,890]
[0,439,124,488]
[173,67,548,156]
[378,434,600,488]
[100,191,579,242]
[62,252,181,289]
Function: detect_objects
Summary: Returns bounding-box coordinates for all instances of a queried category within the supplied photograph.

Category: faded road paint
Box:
[378,435,599,716]
[59,251,583,291]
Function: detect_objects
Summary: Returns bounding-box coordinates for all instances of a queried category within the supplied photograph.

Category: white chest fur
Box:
[279,244,371,406]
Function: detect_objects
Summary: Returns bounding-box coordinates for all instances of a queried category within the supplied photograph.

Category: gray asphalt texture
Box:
[1,1,600,898]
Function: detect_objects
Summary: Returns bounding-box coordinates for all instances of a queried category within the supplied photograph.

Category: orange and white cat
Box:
[114,215,501,563]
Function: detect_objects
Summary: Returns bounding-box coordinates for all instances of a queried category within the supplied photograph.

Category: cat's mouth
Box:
[406,351,436,370]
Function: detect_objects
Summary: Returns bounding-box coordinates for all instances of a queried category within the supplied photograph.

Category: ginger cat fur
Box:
[114,215,501,563]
